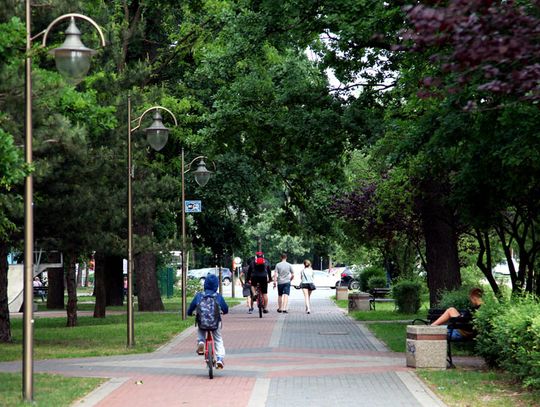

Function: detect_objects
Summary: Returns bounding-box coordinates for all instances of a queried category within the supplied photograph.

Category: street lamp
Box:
[127,96,178,347]
[180,153,215,320]
[23,7,105,401]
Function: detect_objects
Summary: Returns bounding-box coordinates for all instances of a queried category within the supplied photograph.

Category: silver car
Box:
[187,267,232,286]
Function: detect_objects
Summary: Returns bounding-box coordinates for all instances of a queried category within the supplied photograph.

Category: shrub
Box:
[367,275,387,290]
[175,279,201,298]
[473,295,506,367]
[474,295,540,389]
[359,265,385,292]
[392,279,423,314]
[436,286,475,310]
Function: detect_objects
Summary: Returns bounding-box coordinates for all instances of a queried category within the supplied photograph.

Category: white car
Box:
[290,268,340,288]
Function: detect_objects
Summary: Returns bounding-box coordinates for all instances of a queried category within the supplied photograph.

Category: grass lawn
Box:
[5,295,241,362]
[419,369,540,407]
[0,372,104,407]
[0,313,195,362]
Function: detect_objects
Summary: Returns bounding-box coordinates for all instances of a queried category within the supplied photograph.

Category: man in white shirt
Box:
[273,253,294,313]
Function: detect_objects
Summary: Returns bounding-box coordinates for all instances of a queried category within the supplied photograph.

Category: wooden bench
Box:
[369,287,395,310]
[33,286,48,302]
[412,308,475,368]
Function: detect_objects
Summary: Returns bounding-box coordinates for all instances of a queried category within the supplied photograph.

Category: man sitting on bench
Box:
[431,287,483,339]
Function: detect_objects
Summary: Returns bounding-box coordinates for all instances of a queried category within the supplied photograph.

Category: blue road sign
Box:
[185,200,202,213]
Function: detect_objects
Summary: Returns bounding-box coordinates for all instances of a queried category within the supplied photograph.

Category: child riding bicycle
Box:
[187,274,229,369]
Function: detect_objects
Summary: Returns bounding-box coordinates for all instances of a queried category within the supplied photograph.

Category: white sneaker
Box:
[196,342,204,355]
[216,357,224,369]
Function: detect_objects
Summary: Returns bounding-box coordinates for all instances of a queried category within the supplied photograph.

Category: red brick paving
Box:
[95,375,255,407]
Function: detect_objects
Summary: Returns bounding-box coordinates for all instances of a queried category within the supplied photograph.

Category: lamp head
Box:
[50,17,96,85]
[144,110,169,151]
[193,159,213,187]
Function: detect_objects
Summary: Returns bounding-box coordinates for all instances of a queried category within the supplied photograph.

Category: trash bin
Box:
[348,292,370,312]
[336,286,348,300]
[406,325,447,369]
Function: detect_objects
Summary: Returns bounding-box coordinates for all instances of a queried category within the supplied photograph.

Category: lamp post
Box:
[127,96,177,347]
[23,6,105,401]
[180,153,215,320]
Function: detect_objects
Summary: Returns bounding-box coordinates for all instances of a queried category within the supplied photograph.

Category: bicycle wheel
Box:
[207,343,214,379]
[258,290,263,318]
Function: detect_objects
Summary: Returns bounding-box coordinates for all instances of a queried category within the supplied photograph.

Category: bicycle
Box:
[204,329,216,379]
[252,283,263,318]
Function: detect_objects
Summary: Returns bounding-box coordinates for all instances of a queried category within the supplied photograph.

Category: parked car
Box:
[187,267,232,286]
[337,267,360,290]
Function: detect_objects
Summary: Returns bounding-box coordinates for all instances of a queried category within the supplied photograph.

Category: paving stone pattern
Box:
[1,293,446,407]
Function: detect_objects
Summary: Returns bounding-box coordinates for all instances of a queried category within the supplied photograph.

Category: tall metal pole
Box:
[231,257,235,298]
[181,148,187,320]
[23,0,34,400]
[127,96,135,347]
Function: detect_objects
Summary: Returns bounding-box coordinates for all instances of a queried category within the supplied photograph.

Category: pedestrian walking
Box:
[273,253,294,313]
[300,259,316,314]
[239,264,253,314]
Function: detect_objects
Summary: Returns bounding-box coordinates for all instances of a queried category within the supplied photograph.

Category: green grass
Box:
[0,313,195,362]
[0,372,104,407]
[38,295,241,312]
[419,369,540,407]
[6,295,242,362]
[366,322,408,352]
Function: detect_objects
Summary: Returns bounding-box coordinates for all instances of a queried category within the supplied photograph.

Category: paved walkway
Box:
[1,297,446,407]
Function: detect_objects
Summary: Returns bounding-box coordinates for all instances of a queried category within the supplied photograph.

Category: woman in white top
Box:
[300,259,316,314]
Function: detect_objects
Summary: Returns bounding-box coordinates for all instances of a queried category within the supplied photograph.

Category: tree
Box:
[403,0,540,101]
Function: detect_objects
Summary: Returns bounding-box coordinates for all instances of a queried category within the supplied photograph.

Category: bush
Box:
[359,266,385,292]
[474,295,540,389]
[473,295,506,367]
[392,279,423,314]
[367,275,387,290]
[436,286,476,310]
[175,279,201,298]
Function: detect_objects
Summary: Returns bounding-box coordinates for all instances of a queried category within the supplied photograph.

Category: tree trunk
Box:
[46,266,64,309]
[419,181,462,306]
[76,263,83,287]
[105,255,124,306]
[65,254,77,327]
[93,252,106,318]
[135,251,164,311]
[0,242,12,343]
[84,264,89,287]
[474,229,500,296]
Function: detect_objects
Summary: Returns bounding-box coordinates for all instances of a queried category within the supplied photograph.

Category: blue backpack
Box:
[196,293,221,331]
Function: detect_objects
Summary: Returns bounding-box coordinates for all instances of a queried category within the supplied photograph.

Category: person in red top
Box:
[246,252,272,313]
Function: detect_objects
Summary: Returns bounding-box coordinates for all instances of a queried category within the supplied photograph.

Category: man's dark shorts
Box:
[251,276,269,294]
[277,282,291,296]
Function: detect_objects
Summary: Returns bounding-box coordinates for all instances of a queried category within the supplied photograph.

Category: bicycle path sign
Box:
[185,200,202,213]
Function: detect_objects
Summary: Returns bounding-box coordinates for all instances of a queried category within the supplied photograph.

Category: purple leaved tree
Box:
[401,0,540,101]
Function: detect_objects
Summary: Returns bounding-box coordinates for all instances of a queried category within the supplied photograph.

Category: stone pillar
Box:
[348,292,370,312]
[336,286,348,301]
[406,325,447,369]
